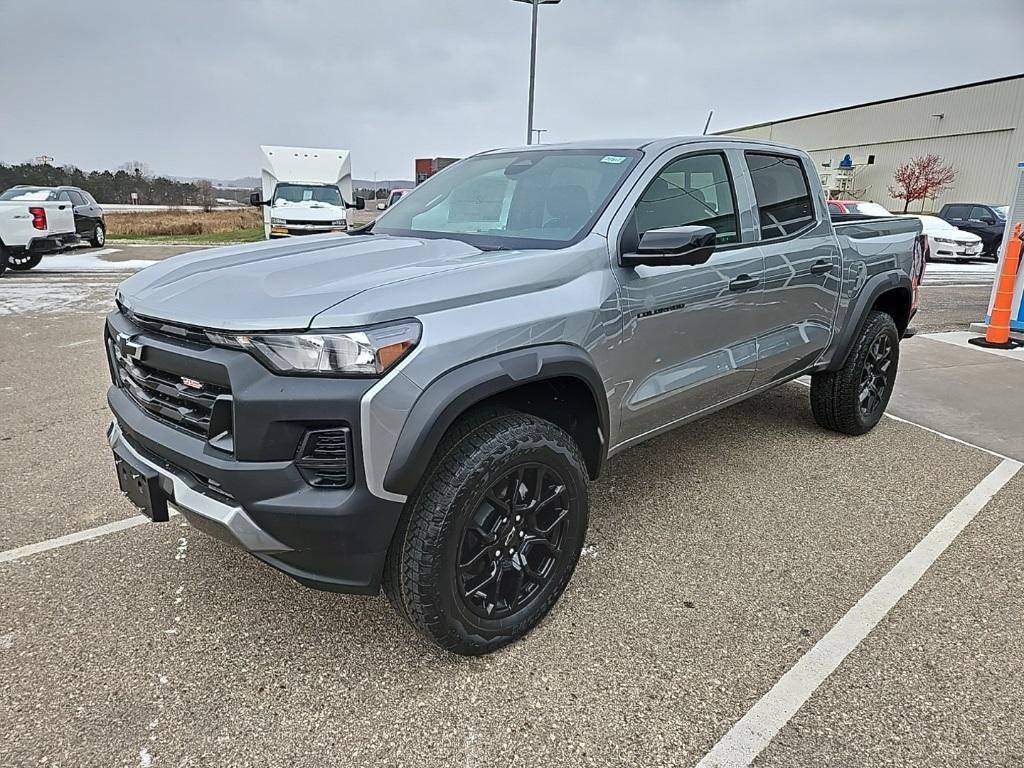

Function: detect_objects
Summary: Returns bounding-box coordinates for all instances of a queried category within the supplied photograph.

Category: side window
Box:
[969,206,993,222]
[57,190,73,202]
[745,152,815,239]
[827,202,842,215]
[68,190,87,205]
[945,205,968,219]
[634,153,738,245]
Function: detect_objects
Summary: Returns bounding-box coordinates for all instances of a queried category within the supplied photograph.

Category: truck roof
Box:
[481,135,804,155]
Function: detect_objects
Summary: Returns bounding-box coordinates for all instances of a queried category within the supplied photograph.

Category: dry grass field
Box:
[105,208,264,237]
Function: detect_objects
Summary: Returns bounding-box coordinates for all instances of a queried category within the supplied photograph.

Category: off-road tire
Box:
[810,309,900,435]
[90,222,106,247]
[384,408,589,655]
[7,252,42,271]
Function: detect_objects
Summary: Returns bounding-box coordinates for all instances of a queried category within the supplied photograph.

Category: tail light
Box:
[911,233,928,312]
[29,206,47,230]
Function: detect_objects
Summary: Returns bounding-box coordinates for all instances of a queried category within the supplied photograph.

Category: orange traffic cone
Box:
[970,222,1023,350]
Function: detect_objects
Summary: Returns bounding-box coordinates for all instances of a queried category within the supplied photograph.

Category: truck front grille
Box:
[109,337,231,439]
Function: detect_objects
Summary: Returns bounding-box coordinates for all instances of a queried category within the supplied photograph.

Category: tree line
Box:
[0,162,219,207]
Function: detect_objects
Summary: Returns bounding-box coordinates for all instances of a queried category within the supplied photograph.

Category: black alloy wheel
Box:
[457,463,571,620]
[859,332,894,419]
[7,251,42,271]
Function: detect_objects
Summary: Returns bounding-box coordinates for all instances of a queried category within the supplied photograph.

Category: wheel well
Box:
[465,376,604,480]
[871,287,912,335]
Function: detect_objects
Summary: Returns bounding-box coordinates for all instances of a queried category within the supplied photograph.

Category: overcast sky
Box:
[1,0,1021,181]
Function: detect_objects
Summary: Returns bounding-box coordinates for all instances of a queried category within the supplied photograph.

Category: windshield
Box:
[372,149,642,249]
[0,187,58,201]
[272,184,343,208]
[845,202,891,216]
[993,206,1008,220]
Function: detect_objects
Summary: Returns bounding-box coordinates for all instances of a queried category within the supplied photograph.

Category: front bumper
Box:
[933,240,983,259]
[269,222,347,238]
[104,309,404,594]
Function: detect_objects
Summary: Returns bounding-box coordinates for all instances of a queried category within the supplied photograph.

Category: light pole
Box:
[513,0,561,145]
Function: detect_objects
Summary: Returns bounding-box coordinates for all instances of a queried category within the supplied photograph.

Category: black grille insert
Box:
[109,336,231,440]
[296,428,352,488]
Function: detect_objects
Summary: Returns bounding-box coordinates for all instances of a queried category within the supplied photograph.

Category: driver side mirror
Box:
[620,225,717,268]
[249,192,266,207]
[354,196,366,210]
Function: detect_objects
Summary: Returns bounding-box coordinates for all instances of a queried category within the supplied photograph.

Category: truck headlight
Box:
[207,321,421,376]
[271,217,286,225]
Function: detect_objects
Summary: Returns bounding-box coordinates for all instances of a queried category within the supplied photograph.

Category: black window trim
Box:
[621,148,745,255]
[743,150,819,245]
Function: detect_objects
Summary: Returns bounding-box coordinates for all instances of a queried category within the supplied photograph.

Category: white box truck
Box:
[250,146,364,239]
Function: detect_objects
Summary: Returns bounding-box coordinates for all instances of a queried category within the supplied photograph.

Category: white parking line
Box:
[0,511,176,564]
[696,458,1021,768]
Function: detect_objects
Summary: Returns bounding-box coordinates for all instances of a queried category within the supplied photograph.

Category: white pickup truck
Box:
[0,196,77,276]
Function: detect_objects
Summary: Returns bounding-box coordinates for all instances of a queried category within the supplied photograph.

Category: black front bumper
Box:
[104,310,404,594]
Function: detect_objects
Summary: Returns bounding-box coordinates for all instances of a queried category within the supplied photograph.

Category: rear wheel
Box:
[7,251,42,271]
[90,222,106,247]
[810,310,899,435]
[384,409,589,655]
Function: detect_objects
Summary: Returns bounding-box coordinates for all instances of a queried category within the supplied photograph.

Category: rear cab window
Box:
[745,152,816,239]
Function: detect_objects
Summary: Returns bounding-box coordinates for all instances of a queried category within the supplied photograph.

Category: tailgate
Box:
[40,201,76,235]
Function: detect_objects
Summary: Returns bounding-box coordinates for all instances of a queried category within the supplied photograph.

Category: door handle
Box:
[729,274,759,291]
[809,259,833,275]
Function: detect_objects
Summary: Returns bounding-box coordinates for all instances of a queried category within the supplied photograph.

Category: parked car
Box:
[937,203,1007,260]
[0,194,77,275]
[0,185,105,269]
[105,137,925,654]
[827,200,892,217]
[376,188,413,211]
[907,215,983,262]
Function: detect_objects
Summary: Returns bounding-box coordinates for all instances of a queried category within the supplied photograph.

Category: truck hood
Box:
[116,235,486,331]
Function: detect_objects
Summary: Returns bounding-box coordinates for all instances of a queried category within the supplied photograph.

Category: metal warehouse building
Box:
[718,73,1023,212]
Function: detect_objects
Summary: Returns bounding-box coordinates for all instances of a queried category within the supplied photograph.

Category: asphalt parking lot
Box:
[1,248,1022,767]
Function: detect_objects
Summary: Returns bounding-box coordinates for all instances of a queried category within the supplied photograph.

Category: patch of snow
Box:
[138,747,153,768]
[174,537,188,561]
[581,544,598,558]
[32,252,156,272]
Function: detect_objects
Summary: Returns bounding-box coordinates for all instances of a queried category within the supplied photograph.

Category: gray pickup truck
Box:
[105,137,925,654]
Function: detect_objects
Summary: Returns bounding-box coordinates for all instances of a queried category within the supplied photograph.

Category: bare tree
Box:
[888,154,957,213]
[118,161,152,179]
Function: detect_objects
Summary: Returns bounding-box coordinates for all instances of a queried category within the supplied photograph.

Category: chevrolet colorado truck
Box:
[105,137,925,654]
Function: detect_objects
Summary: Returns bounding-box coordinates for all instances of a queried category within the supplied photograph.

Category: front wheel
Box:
[90,222,106,247]
[384,409,589,655]
[7,251,42,271]
[810,310,900,435]
[0,244,7,277]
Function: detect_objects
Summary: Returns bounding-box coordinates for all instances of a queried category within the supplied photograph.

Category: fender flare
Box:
[383,344,609,496]
[826,270,912,372]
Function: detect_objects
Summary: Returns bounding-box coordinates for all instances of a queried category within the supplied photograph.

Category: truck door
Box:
[612,150,765,444]
[742,152,841,388]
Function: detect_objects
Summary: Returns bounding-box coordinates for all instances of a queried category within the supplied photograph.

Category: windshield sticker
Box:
[601,155,627,164]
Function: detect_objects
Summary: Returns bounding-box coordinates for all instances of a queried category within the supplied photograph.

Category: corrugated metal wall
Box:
[719,77,1024,212]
